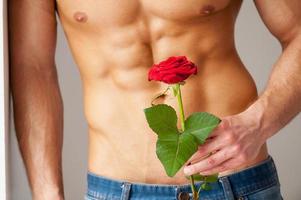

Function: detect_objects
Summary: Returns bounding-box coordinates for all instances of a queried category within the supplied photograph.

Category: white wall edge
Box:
[0,0,9,199]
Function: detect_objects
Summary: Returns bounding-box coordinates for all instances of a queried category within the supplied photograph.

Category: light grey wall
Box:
[235,2,301,200]
[9,1,301,200]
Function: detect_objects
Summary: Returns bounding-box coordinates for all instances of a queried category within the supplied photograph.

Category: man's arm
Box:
[183,0,301,176]
[250,0,301,138]
[9,1,64,199]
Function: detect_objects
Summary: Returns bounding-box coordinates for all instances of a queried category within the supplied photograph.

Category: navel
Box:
[201,5,215,15]
[73,11,88,23]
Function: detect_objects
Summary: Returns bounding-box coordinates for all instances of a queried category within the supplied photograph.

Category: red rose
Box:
[148,56,198,84]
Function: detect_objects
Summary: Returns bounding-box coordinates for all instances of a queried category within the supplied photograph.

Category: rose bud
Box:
[148,56,198,84]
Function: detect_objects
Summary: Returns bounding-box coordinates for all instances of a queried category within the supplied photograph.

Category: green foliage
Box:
[201,182,212,191]
[186,174,218,183]
[144,104,221,177]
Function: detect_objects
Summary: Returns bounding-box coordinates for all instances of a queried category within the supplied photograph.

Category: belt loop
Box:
[120,182,132,200]
[219,176,235,200]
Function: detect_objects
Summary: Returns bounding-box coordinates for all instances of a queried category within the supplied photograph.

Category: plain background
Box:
[8,1,301,200]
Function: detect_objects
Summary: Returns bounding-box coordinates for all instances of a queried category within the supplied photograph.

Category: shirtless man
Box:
[9,0,301,199]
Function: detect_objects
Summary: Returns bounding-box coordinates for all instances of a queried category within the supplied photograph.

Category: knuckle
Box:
[220,164,227,171]
[239,153,248,162]
[225,132,235,143]
[233,144,242,153]
[207,157,216,166]
[198,145,206,152]
[190,164,197,171]
[220,120,228,129]
[222,118,231,129]
[188,165,197,174]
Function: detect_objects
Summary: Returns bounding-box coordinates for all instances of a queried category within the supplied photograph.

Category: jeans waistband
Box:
[86,156,280,199]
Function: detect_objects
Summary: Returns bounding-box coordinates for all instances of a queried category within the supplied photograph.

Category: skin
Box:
[8,0,301,199]
[184,0,301,176]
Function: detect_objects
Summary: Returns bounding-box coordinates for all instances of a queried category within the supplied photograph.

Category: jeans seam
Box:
[120,182,132,200]
[219,176,235,200]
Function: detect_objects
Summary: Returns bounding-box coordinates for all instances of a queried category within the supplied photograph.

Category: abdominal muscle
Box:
[56,0,269,184]
[83,54,268,184]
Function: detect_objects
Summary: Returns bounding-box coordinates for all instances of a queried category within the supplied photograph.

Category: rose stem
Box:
[174,83,198,199]
[190,175,199,199]
[175,84,185,132]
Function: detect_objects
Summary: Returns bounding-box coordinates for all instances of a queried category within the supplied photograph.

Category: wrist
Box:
[33,194,64,200]
[32,192,64,200]
[32,185,64,200]
[242,97,274,141]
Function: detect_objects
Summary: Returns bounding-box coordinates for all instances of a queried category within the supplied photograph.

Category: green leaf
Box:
[201,183,212,191]
[144,105,221,177]
[205,174,219,183]
[185,173,218,183]
[143,104,179,136]
[185,112,221,144]
[156,131,199,177]
[185,174,204,181]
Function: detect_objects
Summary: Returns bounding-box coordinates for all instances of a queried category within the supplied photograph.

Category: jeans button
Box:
[238,197,244,200]
[178,192,190,200]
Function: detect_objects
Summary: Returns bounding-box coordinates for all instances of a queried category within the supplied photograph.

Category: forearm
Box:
[245,33,301,140]
[11,67,64,199]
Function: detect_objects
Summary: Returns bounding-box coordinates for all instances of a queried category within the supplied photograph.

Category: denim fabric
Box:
[85,156,283,200]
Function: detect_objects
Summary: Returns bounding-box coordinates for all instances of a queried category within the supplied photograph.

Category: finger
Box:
[183,149,231,176]
[185,118,232,167]
[217,117,231,130]
[186,138,215,164]
[196,135,225,158]
[199,158,238,175]
[185,151,205,166]
[208,118,229,137]
[208,127,221,137]
[187,131,235,166]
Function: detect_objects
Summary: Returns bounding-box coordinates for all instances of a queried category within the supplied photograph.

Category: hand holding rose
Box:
[184,108,266,176]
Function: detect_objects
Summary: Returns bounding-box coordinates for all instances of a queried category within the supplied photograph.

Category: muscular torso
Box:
[55,0,268,184]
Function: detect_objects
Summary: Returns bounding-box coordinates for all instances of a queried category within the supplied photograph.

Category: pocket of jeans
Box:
[240,184,283,200]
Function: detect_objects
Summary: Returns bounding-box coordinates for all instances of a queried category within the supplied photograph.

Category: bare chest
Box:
[55,0,240,84]
[56,0,233,28]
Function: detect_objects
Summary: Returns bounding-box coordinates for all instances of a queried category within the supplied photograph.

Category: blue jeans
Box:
[85,156,283,200]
